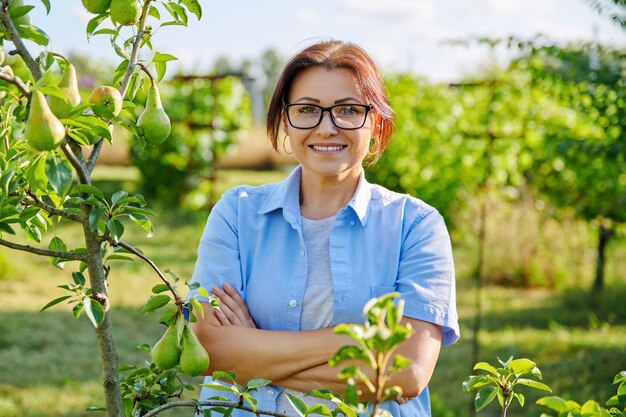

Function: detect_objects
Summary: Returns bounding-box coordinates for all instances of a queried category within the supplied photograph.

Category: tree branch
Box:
[86,0,153,173]
[61,140,90,185]
[24,191,85,223]
[119,0,153,97]
[0,3,42,80]
[0,238,86,261]
[142,400,293,417]
[85,139,104,174]
[0,68,31,97]
[103,237,183,305]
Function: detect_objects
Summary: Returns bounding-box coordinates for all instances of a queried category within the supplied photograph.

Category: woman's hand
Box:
[211,284,257,328]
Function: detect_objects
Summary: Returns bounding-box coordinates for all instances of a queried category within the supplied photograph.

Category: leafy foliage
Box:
[130,75,252,208]
[464,356,552,416]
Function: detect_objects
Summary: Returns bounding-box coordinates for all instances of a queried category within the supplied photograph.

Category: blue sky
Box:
[27,0,626,82]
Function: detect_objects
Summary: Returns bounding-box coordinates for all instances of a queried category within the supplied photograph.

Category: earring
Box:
[368,138,379,157]
[282,134,292,155]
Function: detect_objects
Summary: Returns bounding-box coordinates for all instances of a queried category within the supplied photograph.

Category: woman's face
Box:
[283,66,378,182]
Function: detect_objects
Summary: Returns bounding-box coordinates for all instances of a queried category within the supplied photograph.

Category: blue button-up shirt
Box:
[190,165,459,416]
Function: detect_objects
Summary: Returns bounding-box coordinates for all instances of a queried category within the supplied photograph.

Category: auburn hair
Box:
[266,40,395,162]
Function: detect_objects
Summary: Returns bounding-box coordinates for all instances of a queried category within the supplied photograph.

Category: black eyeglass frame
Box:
[283,103,373,130]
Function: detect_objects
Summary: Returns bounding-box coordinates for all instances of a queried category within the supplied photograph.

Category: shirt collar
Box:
[258,166,302,225]
[347,170,371,226]
[258,165,372,227]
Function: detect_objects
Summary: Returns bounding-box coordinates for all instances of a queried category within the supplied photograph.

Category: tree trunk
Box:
[593,223,614,291]
[82,212,124,417]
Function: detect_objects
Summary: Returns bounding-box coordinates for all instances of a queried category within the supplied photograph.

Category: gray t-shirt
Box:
[276,215,336,415]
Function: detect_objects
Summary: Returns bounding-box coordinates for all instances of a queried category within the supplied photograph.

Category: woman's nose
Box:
[316,111,338,135]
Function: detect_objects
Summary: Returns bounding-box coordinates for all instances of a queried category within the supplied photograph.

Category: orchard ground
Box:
[0,129,624,417]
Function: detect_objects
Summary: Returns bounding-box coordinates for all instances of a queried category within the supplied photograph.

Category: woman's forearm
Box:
[191,303,351,383]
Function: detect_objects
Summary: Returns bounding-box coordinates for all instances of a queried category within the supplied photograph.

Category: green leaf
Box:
[516,378,552,392]
[89,207,106,231]
[155,61,166,82]
[40,295,72,312]
[475,386,498,412]
[463,375,493,392]
[26,155,48,192]
[190,297,204,319]
[474,362,499,376]
[286,394,307,416]
[613,371,626,384]
[72,271,86,286]
[211,371,237,384]
[16,24,49,46]
[86,13,109,39]
[38,85,67,100]
[513,392,525,407]
[140,294,171,314]
[180,0,202,20]
[152,52,177,62]
[45,156,72,197]
[39,0,51,14]
[91,28,117,37]
[48,236,68,268]
[536,396,571,413]
[72,302,83,318]
[510,358,536,374]
[158,305,178,325]
[391,353,412,372]
[151,284,170,294]
[83,297,105,328]
[72,184,105,199]
[85,405,106,412]
[111,190,129,205]
[148,5,160,19]
[106,218,124,241]
[307,404,333,417]
[246,379,271,390]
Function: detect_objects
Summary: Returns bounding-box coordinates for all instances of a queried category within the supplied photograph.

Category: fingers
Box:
[212,284,257,328]
[395,395,414,405]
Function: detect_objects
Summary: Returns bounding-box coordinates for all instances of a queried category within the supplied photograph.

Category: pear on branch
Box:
[179,325,209,377]
[137,81,171,145]
[25,90,66,151]
[110,0,141,26]
[151,324,182,370]
[81,0,112,14]
[48,63,81,119]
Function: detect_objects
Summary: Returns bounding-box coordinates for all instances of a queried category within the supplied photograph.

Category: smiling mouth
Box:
[310,145,347,152]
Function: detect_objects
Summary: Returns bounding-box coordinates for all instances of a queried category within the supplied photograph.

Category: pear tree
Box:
[0,0,210,415]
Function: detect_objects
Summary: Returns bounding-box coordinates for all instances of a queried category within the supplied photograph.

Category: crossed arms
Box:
[190,284,443,400]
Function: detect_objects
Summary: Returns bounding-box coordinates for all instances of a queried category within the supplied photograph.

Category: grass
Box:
[1,167,625,417]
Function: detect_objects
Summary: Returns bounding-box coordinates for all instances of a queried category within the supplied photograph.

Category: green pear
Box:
[179,326,209,377]
[151,324,182,370]
[25,90,66,151]
[110,0,141,26]
[89,85,123,120]
[137,82,171,145]
[48,63,81,119]
[81,0,112,14]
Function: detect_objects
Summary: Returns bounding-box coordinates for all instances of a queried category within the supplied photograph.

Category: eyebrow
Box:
[293,96,364,104]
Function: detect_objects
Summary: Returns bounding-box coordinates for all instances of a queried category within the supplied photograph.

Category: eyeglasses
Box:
[284,103,373,130]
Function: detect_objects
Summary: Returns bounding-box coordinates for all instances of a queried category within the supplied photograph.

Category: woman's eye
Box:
[336,106,361,116]
[297,106,319,115]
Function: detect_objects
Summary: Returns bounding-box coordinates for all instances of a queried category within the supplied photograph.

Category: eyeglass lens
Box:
[286,104,370,129]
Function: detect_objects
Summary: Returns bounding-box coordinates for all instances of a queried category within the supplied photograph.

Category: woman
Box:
[189,40,459,416]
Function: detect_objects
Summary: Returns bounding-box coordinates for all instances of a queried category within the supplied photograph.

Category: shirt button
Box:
[349,220,355,226]
[289,299,297,308]
[300,250,305,257]
[267,389,274,396]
